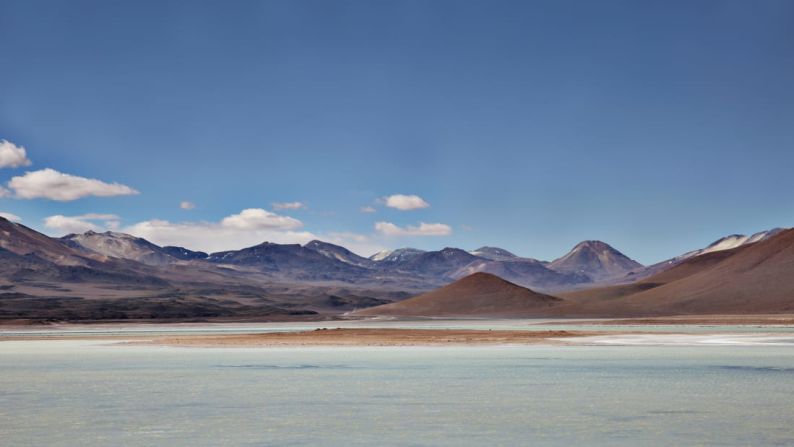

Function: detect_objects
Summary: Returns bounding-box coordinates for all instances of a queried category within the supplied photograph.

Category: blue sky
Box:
[1,0,793,263]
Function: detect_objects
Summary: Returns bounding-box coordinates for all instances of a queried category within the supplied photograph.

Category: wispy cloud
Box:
[374,221,452,237]
[8,168,138,201]
[272,201,306,210]
[0,140,32,168]
[383,194,429,211]
[180,201,196,210]
[360,206,376,213]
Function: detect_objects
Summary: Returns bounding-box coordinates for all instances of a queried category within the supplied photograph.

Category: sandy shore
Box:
[129,328,594,347]
[556,314,794,326]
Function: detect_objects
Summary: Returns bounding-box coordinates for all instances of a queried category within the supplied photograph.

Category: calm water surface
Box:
[2,325,794,446]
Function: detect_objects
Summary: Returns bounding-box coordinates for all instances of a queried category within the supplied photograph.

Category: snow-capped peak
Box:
[369,250,394,261]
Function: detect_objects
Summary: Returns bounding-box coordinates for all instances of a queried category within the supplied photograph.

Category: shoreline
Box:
[0,328,600,347]
[4,313,794,329]
[128,328,595,347]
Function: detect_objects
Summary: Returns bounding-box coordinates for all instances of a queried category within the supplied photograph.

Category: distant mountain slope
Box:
[386,248,480,278]
[0,218,168,286]
[619,227,787,283]
[455,257,591,291]
[161,246,209,260]
[351,272,562,317]
[677,228,784,260]
[548,240,642,281]
[207,242,371,281]
[558,228,794,316]
[469,246,519,261]
[0,217,95,266]
[303,240,375,268]
[61,231,177,266]
[369,248,425,263]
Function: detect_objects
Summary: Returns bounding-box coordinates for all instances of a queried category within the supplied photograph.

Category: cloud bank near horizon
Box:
[117,208,385,255]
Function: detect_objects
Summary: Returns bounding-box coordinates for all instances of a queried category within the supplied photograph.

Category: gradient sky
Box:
[1,0,793,263]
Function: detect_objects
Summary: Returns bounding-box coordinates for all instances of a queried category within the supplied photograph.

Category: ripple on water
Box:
[717,365,794,373]
[215,364,358,370]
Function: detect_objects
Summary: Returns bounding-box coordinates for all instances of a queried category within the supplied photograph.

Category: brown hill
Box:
[351,272,562,317]
[556,228,794,316]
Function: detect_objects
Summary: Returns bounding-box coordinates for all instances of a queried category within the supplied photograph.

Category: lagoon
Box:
[2,327,794,446]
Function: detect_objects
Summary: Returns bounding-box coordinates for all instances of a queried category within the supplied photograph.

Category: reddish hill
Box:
[557,228,794,316]
[351,272,562,317]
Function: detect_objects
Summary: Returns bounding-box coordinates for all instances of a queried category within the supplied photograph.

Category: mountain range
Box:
[358,228,794,318]
[54,226,647,289]
[0,215,790,322]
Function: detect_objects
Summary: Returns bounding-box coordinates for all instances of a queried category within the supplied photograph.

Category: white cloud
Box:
[360,206,376,213]
[77,213,120,220]
[43,213,120,235]
[180,201,196,210]
[8,168,139,201]
[0,212,21,222]
[272,201,306,210]
[220,208,303,231]
[374,221,452,237]
[383,194,430,211]
[0,140,32,168]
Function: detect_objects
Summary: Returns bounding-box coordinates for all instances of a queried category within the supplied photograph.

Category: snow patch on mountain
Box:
[369,248,426,263]
[679,228,786,260]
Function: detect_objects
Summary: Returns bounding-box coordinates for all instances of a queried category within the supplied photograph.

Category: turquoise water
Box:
[2,337,794,446]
